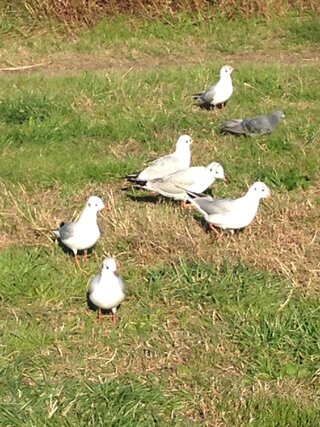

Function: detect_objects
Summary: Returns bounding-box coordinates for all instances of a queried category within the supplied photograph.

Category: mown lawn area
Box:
[0,12,319,426]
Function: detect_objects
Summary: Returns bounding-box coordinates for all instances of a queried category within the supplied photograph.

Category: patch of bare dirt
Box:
[1,48,319,77]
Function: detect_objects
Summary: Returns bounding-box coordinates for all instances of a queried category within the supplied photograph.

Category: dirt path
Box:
[1,47,319,77]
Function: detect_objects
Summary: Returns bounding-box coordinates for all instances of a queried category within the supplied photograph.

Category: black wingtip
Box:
[125,177,137,183]
[132,180,147,188]
[185,190,198,199]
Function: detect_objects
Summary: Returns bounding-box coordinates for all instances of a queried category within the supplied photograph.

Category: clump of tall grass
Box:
[9,0,320,26]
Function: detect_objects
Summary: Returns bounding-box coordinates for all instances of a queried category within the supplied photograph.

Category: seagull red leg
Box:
[181,200,192,208]
[74,254,81,268]
[209,223,223,239]
[111,312,117,325]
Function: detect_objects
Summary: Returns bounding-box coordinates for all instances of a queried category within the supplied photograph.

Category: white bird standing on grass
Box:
[53,196,106,267]
[187,181,271,238]
[193,65,234,109]
[126,134,193,182]
[135,161,226,205]
[88,257,125,324]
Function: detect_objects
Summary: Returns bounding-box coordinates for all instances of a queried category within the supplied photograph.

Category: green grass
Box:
[0,12,320,426]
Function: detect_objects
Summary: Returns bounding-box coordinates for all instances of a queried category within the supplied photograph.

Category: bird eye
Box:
[95,203,98,206]
[88,203,91,207]
[262,188,265,192]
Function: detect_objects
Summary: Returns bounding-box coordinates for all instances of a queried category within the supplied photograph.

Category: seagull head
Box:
[220,65,233,77]
[206,162,226,181]
[86,196,105,212]
[102,257,117,273]
[176,134,193,149]
[248,182,271,199]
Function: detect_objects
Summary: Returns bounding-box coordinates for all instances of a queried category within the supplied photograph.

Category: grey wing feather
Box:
[58,221,77,241]
[141,155,182,179]
[149,180,185,195]
[127,154,180,182]
[88,273,101,294]
[194,197,235,215]
[242,116,270,134]
[198,85,216,104]
[193,83,216,103]
[221,119,245,134]
[118,276,125,293]
[150,153,178,168]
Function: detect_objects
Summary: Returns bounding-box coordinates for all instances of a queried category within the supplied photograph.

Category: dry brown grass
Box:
[1,180,319,289]
[15,0,320,26]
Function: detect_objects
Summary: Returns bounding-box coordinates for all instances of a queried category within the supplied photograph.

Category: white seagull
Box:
[88,257,125,323]
[53,196,106,267]
[187,181,271,237]
[136,162,226,205]
[193,65,234,109]
[126,134,193,182]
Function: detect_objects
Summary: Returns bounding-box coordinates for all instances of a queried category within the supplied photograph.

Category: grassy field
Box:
[0,11,320,426]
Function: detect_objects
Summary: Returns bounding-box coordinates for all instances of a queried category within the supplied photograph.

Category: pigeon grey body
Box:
[221,110,285,136]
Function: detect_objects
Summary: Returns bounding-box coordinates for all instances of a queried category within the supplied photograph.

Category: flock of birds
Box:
[53,65,285,323]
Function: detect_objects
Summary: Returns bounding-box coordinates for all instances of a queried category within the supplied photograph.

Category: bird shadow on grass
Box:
[198,103,215,111]
[197,102,227,111]
[86,294,113,318]
[192,215,214,234]
[86,293,124,321]
[53,236,95,260]
[192,215,246,237]
[125,193,161,204]
[125,192,181,207]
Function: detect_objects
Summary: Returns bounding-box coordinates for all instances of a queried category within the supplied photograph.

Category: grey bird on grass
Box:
[221,110,285,136]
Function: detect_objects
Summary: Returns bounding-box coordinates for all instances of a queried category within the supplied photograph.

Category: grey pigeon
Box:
[221,110,285,136]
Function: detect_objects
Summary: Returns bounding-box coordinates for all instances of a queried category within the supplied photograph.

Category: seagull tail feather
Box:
[185,192,207,217]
